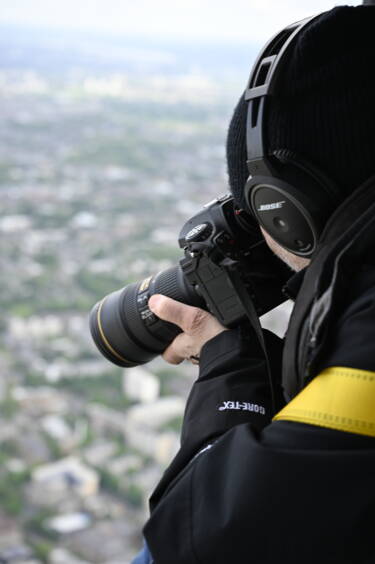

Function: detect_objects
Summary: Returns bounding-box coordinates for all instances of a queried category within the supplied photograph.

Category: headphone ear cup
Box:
[273,149,340,207]
[245,162,336,257]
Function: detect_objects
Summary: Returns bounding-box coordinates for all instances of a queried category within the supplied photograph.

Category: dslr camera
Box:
[89,194,290,367]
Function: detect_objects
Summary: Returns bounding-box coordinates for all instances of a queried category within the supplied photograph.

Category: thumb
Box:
[148,294,209,334]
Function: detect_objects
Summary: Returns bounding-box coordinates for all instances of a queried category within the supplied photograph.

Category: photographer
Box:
[133,6,375,563]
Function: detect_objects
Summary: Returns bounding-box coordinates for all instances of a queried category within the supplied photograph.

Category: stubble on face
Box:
[260,227,311,272]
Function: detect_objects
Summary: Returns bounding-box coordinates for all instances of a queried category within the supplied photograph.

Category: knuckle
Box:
[162,342,183,365]
[162,351,174,364]
[187,307,209,333]
[163,352,182,365]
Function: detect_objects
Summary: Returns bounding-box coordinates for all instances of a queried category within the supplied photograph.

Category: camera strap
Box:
[222,263,277,414]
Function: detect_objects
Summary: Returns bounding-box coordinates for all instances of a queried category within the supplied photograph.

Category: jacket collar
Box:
[283,173,375,400]
[283,269,306,301]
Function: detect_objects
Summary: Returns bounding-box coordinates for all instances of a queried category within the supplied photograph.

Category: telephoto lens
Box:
[89,266,205,367]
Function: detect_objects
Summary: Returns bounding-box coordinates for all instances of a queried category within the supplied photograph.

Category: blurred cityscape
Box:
[0,24,263,563]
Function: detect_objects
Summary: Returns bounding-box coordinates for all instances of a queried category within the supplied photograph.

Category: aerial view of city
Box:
[0,22,270,563]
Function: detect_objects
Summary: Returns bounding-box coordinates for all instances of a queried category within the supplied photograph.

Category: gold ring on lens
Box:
[97,298,133,364]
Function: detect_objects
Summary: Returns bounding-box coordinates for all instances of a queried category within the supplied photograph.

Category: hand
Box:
[148,294,227,365]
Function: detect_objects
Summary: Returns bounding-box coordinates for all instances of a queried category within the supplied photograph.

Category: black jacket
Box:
[144,180,375,564]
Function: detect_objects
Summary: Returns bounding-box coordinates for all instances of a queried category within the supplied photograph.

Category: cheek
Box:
[260,227,279,253]
[260,227,310,272]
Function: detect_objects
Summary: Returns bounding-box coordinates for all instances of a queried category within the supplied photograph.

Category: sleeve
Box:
[148,324,285,511]
[180,324,285,453]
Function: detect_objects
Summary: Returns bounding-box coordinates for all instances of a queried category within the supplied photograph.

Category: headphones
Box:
[244,16,341,258]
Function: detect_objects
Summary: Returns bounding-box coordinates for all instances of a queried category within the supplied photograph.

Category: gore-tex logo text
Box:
[257,201,285,211]
[218,401,266,415]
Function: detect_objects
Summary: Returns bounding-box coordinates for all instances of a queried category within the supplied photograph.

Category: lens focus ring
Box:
[152,266,187,302]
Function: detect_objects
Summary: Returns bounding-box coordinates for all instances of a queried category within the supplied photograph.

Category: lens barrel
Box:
[89,265,204,367]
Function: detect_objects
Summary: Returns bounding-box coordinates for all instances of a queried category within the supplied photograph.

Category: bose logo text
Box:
[257,201,286,211]
[218,401,266,415]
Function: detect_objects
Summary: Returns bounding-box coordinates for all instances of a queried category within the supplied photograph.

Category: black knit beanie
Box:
[227,5,375,210]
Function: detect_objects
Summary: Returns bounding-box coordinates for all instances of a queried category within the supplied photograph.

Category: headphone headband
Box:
[245,15,319,168]
[242,13,342,258]
[242,5,375,258]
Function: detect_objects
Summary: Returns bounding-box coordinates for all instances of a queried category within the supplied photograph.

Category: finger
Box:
[162,333,199,365]
[162,348,184,365]
[148,294,210,335]
[162,333,186,364]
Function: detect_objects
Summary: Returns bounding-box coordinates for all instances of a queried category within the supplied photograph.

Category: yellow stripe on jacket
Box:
[273,366,375,437]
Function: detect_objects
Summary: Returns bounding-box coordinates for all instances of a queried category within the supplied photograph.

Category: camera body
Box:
[89,195,291,367]
[178,194,290,327]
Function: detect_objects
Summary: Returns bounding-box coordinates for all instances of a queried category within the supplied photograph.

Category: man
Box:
[138,6,375,563]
